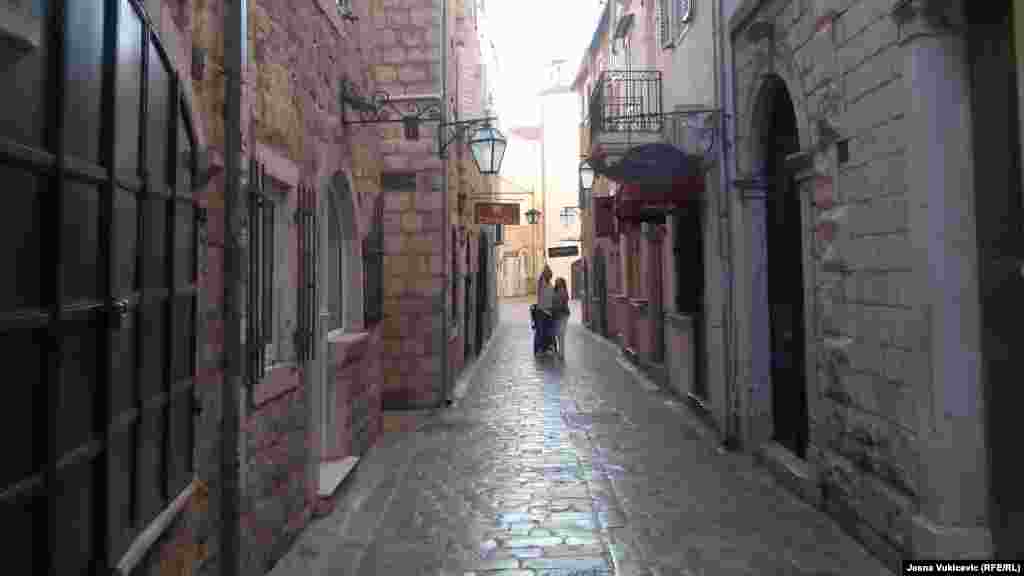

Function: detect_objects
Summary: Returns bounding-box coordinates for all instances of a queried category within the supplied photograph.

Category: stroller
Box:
[530,304,558,355]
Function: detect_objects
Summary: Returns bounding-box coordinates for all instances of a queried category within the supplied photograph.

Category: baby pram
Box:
[530,304,557,355]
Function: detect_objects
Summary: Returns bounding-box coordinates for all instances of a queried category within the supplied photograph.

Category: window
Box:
[363,196,384,327]
[657,0,693,48]
[560,206,577,228]
[327,173,362,333]
[248,159,294,381]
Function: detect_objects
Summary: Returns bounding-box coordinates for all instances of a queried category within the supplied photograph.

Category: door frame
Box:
[739,69,816,454]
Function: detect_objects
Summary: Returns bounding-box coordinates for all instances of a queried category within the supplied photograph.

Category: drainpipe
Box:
[221,0,245,574]
[440,0,450,406]
[712,0,738,449]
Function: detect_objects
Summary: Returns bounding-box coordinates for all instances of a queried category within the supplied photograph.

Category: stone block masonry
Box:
[380,171,446,409]
[731,0,920,569]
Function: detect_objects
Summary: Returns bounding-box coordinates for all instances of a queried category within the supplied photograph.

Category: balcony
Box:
[588,70,664,162]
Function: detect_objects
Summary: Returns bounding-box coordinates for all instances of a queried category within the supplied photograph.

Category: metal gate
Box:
[0,1,200,571]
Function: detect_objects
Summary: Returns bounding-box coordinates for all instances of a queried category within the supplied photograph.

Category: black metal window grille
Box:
[588,70,663,144]
[451,227,458,321]
[0,1,199,571]
[247,156,275,384]
[296,183,317,361]
[363,195,384,327]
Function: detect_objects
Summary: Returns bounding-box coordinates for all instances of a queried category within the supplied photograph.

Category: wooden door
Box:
[969,0,1024,559]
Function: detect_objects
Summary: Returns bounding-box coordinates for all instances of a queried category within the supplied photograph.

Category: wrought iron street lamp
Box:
[524,208,542,287]
[467,124,508,175]
[579,159,595,191]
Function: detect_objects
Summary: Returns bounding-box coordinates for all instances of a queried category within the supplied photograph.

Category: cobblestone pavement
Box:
[270,301,892,576]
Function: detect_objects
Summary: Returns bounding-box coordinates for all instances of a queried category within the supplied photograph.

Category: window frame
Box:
[248,161,297,382]
[657,0,694,49]
[560,206,577,228]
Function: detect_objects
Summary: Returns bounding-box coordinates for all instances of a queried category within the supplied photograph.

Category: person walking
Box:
[552,277,570,360]
[534,265,554,355]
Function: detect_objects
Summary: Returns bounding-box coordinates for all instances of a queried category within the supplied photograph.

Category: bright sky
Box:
[485,0,606,129]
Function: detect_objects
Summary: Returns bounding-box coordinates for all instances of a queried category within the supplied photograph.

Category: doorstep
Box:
[317,456,360,499]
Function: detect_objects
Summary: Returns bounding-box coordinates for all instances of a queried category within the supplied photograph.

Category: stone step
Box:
[318,456,360,498]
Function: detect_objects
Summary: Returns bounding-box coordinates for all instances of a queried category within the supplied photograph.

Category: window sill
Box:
[253,362,303,407]
[665,311,694,330]
[115,479,200,576]
[328,329,371,367]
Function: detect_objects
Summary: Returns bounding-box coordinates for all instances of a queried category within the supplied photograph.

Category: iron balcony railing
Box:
[588,69,664,146]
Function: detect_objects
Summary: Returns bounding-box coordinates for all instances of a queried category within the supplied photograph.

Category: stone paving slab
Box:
[269,301,892,576]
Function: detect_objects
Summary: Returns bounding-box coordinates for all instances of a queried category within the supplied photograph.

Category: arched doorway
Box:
[757,76,809,459]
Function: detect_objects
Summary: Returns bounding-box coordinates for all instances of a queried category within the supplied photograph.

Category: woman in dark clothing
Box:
[552,277,570,360]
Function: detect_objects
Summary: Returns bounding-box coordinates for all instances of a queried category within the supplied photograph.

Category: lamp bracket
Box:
[437,117,498,159]
[339,78,442,126]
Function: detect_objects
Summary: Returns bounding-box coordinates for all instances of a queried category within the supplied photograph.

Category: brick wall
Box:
[732,0,917,565]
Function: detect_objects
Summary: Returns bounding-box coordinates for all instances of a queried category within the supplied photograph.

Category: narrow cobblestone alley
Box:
[269,302,891,576]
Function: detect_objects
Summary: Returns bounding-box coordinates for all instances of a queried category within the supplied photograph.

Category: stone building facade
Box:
[577,0,1024,568]
[729,0,1024,565]
[374,0,497,409]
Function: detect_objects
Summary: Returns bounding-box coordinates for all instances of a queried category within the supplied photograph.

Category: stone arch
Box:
[324,170,363,333]
[741,48,814,176]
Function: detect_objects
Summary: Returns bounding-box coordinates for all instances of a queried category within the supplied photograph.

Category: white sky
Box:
[485,0,606,129]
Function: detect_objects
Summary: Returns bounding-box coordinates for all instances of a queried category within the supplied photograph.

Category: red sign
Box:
[474,202,521,225]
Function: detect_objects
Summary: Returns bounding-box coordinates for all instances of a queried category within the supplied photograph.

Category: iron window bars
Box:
[0,1,199,571]
[296,183,318,362]
[363,195,384,327]
[247,157,274,386]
